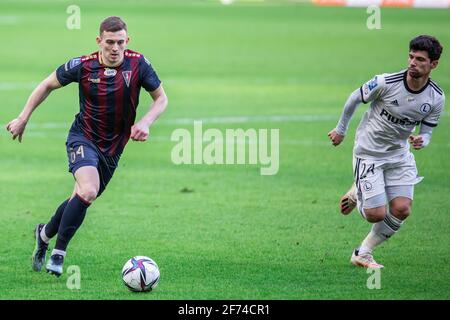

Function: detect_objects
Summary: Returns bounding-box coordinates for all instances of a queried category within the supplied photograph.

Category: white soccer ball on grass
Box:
[122,256,160,292]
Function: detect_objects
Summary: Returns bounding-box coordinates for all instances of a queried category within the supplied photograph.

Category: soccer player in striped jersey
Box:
[328,35,444,268]
[7,17,168,276]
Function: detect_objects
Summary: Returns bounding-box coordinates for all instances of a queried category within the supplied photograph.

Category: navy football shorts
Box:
[66,132,121,197]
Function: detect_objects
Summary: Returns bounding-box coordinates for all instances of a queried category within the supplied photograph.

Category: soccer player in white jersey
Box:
[328,35,445,268]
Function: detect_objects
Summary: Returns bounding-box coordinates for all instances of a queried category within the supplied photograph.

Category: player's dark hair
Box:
[409,35,443,62]
[99,16,127,35]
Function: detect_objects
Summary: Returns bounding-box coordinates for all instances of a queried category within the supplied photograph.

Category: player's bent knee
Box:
[364,206,386,223]
[390,197,412,220]
[78,187,98,203]
[391,205,411,220]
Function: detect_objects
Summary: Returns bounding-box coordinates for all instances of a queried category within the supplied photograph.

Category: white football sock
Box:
[40,225,50,244]
[51,249,66,257]
[359,231,384,255]
[359,210,403,255]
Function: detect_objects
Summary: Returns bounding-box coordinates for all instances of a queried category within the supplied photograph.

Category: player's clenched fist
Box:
[130,122,149,142]
[6,117,27,143]
[328,129,345,146]
[409,135,424,150]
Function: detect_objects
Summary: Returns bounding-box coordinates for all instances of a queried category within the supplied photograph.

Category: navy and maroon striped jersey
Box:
[56,49,161,156]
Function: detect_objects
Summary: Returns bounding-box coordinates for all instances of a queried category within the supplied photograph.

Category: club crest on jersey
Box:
[420,103,431,114]
[362,181,373,192]
[122,71,132,87]
[104,68,117,77]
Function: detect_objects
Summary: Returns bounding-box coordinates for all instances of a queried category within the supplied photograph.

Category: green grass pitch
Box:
[0,0,449,299]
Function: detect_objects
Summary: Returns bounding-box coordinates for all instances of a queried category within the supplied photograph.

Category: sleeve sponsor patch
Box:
[68,57,81,70]
[362,76,378,96]
[58,57,83,85]
[367,76,378,91]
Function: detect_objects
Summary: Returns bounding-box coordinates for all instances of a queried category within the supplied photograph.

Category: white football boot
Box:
[351,249,384,269]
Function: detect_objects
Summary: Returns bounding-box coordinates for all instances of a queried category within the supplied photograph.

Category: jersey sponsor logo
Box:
[104,68,117,77]
[380,108,420,126]
[122,71,132,87]
[420,103,431,114]
[88,78,100,84]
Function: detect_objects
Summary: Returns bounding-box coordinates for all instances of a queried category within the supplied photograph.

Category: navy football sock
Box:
[55,194,91,251]
[44,199,70,239]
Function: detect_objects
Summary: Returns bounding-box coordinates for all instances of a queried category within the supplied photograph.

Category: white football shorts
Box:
[353,152,422,209]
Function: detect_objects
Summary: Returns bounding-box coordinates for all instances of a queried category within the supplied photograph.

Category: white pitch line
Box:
[1,114,340,130]
[3,105,447,133]
[0,82,38,90]
[0,15,21,25]
[2,111,449,130]
[11,133,450,148]
[163,114,339,124]
[5,132,334,146]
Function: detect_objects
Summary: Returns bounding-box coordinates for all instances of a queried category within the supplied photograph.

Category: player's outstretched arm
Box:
[328,88,363,147]
[131,85,168,142]
[6,71,62,142]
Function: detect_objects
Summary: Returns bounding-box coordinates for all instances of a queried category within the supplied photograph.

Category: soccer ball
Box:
[122,256,160,292]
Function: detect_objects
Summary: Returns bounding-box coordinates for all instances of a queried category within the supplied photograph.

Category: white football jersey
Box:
[354,70,445,159]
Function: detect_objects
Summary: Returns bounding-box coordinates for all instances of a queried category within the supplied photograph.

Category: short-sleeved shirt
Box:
[355,70,445,159]
[56,49,161,156]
